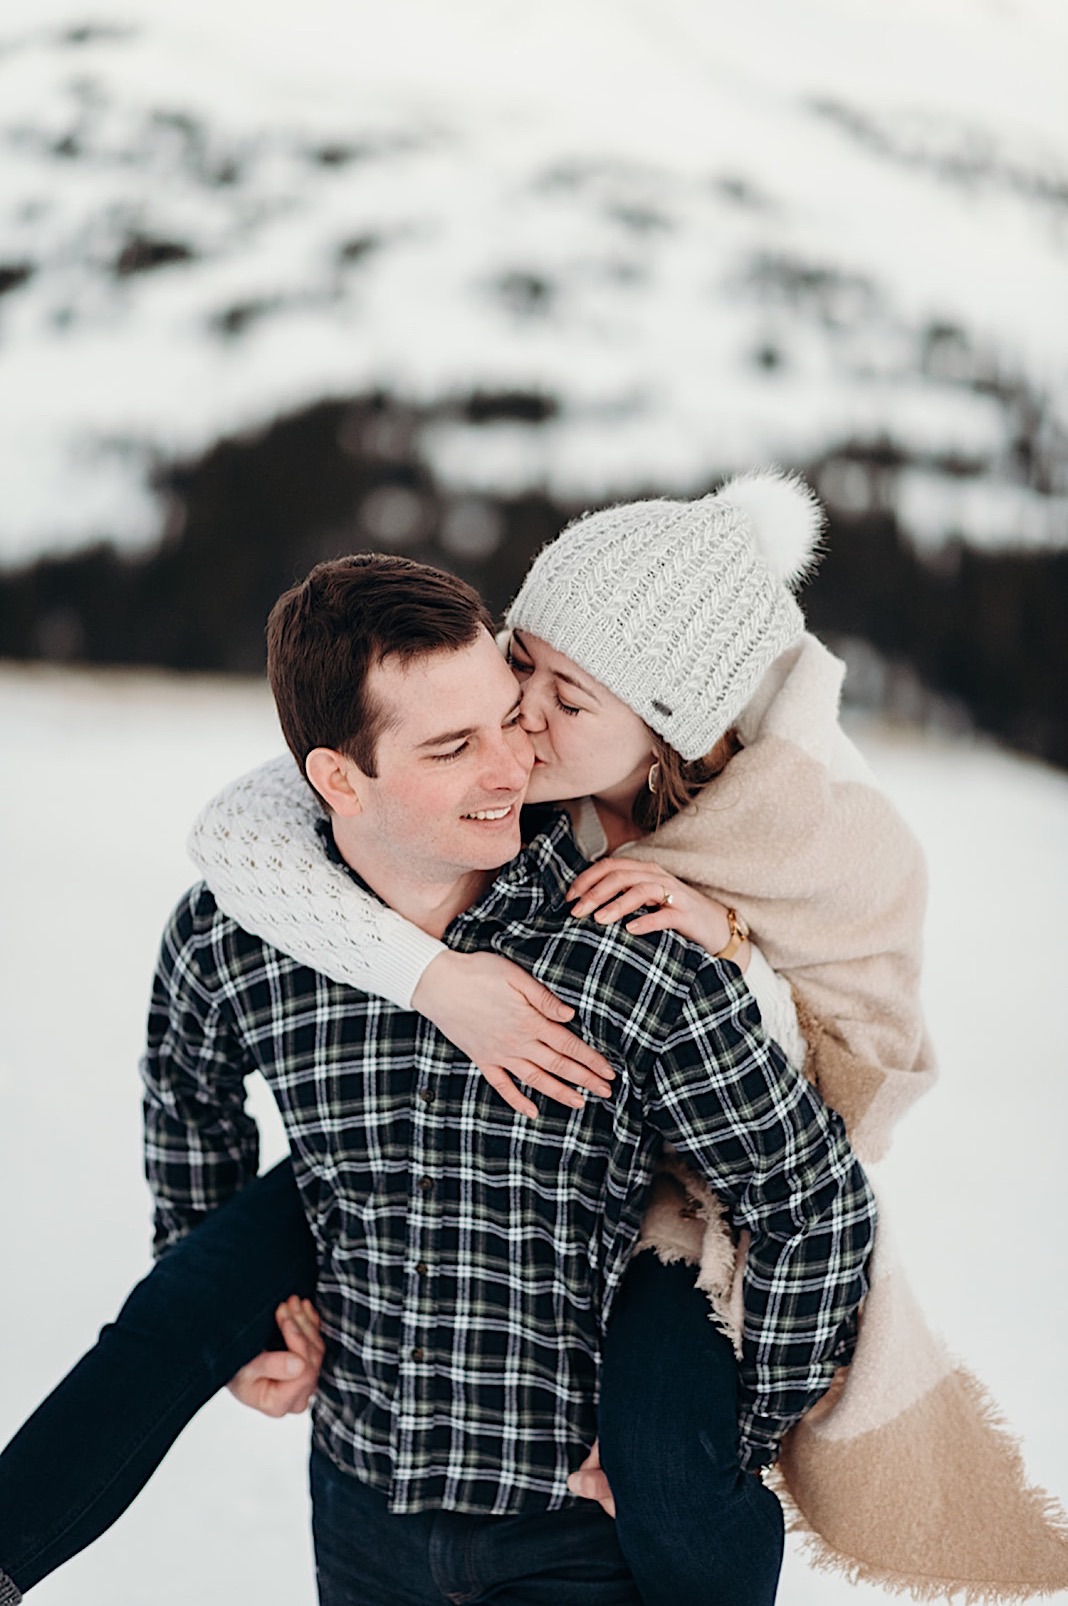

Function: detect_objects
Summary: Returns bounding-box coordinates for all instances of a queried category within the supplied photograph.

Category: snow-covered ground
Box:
[1,0,1067,562]
[0,664,1066,1604]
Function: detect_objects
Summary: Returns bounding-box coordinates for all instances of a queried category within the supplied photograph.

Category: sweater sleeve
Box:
[187,755,445,1008]
[740,945,806,1072]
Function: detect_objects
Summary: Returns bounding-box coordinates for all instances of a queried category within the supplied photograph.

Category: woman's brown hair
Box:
[631,727,741,834]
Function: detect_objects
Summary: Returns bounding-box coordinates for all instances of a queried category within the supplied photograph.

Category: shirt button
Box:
[421,1088,435,1105]
[415,1261,429,1276]
[411,1346,425,1362]
[419,1177,434,1194]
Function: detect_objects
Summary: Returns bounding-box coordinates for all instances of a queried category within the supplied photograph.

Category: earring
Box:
[646,761,660,794]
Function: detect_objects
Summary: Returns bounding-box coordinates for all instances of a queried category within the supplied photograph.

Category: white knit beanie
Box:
[505,470,825,760]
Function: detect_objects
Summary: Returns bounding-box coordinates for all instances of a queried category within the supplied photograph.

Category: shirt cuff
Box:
[738,1434,779,1473]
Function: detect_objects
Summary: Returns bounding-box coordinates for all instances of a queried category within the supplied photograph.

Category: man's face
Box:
[351,628,534,884]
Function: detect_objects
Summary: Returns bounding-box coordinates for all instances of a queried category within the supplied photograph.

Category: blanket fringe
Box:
[771,1363,1068,1603]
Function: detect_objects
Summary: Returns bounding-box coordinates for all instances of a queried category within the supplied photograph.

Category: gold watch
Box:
[714,907,749,963]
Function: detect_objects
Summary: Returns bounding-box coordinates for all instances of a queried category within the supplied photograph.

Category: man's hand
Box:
[227,1296,324,1418]
[567,1438,616,1518]
[411,950,616,1120]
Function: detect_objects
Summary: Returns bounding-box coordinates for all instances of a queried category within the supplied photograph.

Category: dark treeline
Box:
[0,392,1065,768]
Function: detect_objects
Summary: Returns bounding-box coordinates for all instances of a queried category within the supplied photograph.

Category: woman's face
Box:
[507,630,655,810]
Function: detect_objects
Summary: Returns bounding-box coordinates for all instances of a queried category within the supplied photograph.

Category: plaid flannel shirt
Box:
[142,807,874,1510]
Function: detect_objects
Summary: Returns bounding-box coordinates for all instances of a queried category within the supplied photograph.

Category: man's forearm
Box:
[652,964,877,1468]
[142,1071,260,1257]
[736,1153,876,1467]
[141,887,261,1254]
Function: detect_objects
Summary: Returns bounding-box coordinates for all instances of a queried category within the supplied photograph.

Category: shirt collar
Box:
[316,807,595,932]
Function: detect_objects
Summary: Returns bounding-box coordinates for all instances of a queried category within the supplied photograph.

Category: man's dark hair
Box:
[266,553,494,779]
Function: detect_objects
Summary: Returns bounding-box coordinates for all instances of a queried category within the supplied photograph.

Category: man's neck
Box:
[331,825,495,939]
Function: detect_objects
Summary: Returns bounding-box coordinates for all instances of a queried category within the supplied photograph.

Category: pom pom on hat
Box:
[712,469,825,589]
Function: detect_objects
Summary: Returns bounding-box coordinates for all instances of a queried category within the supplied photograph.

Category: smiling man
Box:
[133,553,874,1606]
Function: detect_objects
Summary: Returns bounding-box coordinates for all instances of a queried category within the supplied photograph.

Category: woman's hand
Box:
[411,950,617,1121]
[568,858,745,965]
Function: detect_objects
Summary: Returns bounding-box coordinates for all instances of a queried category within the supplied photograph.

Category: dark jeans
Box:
[0,1161,316,1594]
[311,1450,640,1606]
[600,1253,784,1606]
[0,1165,782,1604]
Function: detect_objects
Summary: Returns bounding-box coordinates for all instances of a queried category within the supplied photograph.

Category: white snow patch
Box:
[899,469,1068,553]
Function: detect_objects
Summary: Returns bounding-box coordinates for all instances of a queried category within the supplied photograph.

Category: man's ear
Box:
[305,748,365,817]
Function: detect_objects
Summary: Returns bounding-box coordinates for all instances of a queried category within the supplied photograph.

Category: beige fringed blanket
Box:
[628,633,1068,1602]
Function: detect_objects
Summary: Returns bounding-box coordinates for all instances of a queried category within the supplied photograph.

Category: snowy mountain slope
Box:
[0,665,1066,1604]
[1,0,1066,563]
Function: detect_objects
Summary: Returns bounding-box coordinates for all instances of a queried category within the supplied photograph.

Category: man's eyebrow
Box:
[415,692,522,750]
[511,631,600,702]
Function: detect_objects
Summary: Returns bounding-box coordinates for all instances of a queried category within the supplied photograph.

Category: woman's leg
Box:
[598,1251,784,1606]
[0,1159,316,1596]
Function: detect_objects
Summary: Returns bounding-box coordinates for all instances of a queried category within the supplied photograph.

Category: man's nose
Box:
[486,729,533,791]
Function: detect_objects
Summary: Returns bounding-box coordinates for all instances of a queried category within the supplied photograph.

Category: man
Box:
[141,554,875,1604]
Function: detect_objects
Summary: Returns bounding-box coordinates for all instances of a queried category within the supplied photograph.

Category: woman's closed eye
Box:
[508,640,583,715]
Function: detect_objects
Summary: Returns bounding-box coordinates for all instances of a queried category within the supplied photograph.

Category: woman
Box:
[2,474,1059,1604]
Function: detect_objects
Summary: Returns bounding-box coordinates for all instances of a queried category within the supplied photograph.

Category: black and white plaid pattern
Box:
[143,809,875,1509]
